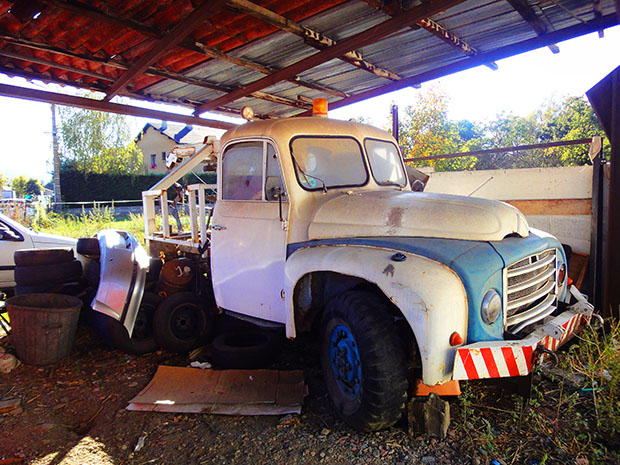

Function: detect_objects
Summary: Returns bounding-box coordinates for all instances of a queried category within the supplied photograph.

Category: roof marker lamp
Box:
[481,289,501,325]
[312,98,328,117]
[241,106,254,121]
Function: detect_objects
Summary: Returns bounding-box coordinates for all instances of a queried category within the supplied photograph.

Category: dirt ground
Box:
[0,321,616,465]
[0,321,468,465]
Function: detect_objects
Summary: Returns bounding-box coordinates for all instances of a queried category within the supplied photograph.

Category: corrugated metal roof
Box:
[0,0,617,124]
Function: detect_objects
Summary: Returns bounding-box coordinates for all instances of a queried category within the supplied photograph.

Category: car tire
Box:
[153,291,213,353]
[14,282,83,296]
[105,292,161,355]
[77,237,100,257]
[321,290,408,432]
[14,248,75,267]
[211,330,281,369]
[14,260,83,286]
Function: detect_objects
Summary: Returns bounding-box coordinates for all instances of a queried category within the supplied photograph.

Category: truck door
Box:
[211,139,288,323]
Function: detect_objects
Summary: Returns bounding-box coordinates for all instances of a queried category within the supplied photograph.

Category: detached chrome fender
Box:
[91,230,150,336]
[285,244,468,385]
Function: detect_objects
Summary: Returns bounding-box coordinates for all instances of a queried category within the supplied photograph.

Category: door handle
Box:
[212,224,227,231]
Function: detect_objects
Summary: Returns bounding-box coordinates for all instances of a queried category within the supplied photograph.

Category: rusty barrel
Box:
[157,259,194,296]
[6,293,81,365]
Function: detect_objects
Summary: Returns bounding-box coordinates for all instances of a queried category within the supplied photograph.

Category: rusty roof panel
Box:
[0,0,616,124]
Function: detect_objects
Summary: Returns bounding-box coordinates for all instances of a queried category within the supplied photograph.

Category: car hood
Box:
[31,231,77,248]
[308,190,529,242]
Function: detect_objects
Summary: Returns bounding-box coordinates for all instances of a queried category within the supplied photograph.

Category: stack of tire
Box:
[13,248,83,296]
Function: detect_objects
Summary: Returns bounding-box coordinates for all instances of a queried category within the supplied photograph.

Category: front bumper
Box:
[453,286,594,380]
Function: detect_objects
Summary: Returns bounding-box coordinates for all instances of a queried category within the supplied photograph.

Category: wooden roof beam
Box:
[363,0,498,70]
[42,0,347,99]
[103,0,228,101]
[0,34,311,112]
[194,0,466,115]
[0,82,237,129]
[226,0,404,81]
[505,0,560,53]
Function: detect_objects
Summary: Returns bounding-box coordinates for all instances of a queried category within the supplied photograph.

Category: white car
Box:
[0,213,77,290]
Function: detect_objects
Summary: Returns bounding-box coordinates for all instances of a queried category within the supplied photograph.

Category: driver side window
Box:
[222,141,285,201]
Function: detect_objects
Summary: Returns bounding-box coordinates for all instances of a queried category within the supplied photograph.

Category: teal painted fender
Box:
[284,244,468,385]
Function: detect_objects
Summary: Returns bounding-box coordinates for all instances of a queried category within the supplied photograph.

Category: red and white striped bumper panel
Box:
[453,306,589,380]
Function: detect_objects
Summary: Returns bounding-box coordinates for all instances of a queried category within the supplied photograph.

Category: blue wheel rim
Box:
[329,324,362,397]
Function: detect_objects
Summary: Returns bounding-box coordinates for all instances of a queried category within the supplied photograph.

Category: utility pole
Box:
[51,103,62,211]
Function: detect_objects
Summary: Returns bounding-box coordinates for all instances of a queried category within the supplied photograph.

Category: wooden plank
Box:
[504,199,592,216]
[0,83,236,130]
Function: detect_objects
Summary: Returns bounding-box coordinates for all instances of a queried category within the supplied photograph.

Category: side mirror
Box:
[265,176,286,201]
[405,165,429,192]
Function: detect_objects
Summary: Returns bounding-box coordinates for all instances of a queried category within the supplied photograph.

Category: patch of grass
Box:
[32,205,145,243]
[453,316,620,464]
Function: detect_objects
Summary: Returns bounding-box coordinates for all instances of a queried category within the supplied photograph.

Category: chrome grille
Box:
[505,249,557,333]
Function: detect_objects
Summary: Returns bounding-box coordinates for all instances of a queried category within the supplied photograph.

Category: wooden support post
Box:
[604,71,620,318]
[198,188,207,256]
[188,187,198,243]
[160,191,170,238]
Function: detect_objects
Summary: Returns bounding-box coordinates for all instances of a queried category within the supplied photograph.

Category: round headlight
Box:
[481,290,502,325]
[558,263,567,286]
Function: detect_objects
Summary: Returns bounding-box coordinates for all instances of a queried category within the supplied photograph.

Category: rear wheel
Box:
[321,290,408,432]
[153,292,214,353]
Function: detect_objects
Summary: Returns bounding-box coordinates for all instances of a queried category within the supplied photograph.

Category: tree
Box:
[0,173,8,189]
[11,176,42,198]
[58,103,143,175]
[538,96,607,165]
[398,88,477,171]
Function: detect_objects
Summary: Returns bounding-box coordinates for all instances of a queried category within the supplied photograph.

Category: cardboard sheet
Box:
[127,366,307,415]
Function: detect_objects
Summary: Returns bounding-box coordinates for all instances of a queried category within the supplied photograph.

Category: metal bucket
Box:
[6,293,82,365]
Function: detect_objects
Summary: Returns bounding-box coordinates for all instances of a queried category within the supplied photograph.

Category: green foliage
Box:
[59,169,216,202]
[11,175,43,197]
[393,88,607,171]
[33,205,145,243]
[58,103,143,175]
[0,173,8,188]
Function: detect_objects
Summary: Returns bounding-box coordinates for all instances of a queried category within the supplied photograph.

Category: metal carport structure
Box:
[0,0,618,315]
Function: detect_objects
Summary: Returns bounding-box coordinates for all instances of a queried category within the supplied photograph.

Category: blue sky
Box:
[0,25,619,183]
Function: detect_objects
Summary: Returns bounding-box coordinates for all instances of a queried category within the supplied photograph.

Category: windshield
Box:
[365,138,406,187]
[290,136,368,190]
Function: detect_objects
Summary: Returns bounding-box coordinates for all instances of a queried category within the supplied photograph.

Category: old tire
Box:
[211,330,281,369]
[14,260,83,286]
[105,292,160,355]
[77,237,100,257]
[321,290,408,432]
[153,292,213,353]
[14,248,74,267]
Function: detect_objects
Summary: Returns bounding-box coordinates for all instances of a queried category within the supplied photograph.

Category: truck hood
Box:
[308,190,529,241]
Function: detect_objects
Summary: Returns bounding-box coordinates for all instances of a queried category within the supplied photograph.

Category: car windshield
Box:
[365,139,406,187]
[290,136,368,190]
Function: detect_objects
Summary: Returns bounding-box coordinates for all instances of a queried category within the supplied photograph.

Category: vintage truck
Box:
[91,103,594,432]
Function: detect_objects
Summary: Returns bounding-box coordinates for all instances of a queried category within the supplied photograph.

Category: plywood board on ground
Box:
[127,366,307,415]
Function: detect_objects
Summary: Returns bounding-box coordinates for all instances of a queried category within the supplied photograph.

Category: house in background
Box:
[135,122,226,175]
[1,186,15,199]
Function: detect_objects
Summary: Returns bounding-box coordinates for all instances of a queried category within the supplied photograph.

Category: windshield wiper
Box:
[290,149,328,193]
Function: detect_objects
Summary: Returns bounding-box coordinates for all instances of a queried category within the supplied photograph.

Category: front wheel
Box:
[321,290,408,432]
